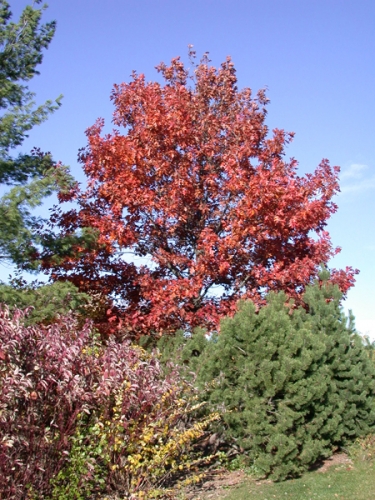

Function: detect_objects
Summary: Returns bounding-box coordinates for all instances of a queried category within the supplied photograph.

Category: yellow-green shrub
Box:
[52,377,219,499]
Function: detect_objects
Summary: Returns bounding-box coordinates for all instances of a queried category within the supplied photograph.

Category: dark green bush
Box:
[0,276,88,325]
[169,279,375,480]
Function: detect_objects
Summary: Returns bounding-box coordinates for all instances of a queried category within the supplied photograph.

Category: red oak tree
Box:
[43,52,357,336]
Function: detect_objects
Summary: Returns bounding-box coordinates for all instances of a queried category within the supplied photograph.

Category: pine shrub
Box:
[178,280,375,480]
[0,278,89,325]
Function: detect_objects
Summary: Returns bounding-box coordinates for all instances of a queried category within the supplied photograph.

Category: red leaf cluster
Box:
[43,54,357,335]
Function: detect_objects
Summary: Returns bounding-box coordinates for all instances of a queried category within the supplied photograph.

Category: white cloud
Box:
[340,177,375,194]
[340,163,368,180]
[339,163,375,194]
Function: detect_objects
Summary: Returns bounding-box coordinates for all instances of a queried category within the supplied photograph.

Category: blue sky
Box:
[4,0,375,338]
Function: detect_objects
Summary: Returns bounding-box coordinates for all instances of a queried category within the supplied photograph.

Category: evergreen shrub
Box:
[0,277,89,325]
[0,306,217,499]
[172,279,375,480]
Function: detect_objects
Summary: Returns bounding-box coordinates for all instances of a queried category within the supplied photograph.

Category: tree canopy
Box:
[41,51,357,336]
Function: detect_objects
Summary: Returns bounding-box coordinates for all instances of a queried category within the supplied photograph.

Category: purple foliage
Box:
[0,305,179,499]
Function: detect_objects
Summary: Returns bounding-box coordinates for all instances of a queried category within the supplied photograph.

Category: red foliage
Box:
[43,52,357,335]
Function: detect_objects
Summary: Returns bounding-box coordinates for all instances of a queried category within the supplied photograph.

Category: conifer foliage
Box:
[181,278,375,480]
[0,0,73,267]
[42,50,357,336]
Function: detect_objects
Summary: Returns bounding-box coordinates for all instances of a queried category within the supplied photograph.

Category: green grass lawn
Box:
[221,459,375,500]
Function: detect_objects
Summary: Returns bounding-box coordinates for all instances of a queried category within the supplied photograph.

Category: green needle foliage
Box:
[0,273,89,325]
[0,0,74,267]
[0,0,59,183]
[0,1,85,323]
[170,276,375,481]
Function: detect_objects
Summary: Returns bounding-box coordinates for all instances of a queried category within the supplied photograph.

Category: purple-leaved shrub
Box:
[0,306,95,498]
[0,306,217,499]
